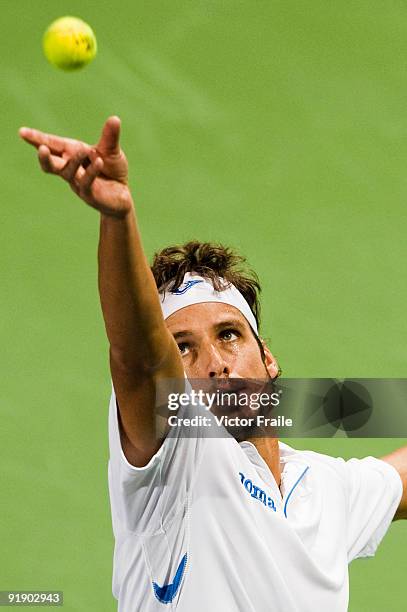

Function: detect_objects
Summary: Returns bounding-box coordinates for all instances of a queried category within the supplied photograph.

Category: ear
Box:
[261,341,280,380]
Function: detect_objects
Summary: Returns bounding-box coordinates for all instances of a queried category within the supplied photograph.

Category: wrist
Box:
[100,194,134,220]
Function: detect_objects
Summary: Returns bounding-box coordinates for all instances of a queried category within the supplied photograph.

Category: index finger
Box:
[18,127,88,155]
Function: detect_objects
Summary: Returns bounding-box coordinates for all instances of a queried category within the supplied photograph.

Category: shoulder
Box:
[279,442,348,479]
[280,442,402,500]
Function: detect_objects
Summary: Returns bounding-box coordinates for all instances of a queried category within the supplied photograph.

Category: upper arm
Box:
[107,381,211,534]
[344,456,403,560]
[110,329,184,467]
[381,446,407,520]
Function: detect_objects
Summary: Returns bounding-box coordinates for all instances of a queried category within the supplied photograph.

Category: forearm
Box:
[382,445,407,520]
[98,201,173,372]
[20,118,184,454]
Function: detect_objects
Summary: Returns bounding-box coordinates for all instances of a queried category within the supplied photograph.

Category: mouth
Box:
[211,381,250,413]
[188,378,272,416]
[208,382,261,417]
[213,379,248,393]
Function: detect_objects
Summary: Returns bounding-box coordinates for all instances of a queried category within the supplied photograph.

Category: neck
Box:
[249,437,281,488]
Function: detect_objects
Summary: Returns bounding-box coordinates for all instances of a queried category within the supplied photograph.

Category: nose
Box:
[204,343,230,378]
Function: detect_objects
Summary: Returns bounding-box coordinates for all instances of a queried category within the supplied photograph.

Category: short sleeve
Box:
[108,379,208,536]
[345,456,403,562]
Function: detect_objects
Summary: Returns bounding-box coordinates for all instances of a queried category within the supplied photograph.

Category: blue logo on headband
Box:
[171,279,204,295]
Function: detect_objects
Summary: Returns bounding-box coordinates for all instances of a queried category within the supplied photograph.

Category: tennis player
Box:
[20,117,406,612]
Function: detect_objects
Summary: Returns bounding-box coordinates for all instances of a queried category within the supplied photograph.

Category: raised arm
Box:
[19,117,184,466]
[382,446,407,520]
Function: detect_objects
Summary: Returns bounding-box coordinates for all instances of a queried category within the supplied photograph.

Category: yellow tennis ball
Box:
[43,16,97,71]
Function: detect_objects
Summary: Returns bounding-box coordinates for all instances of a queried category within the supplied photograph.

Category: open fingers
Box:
[19,126,88,155]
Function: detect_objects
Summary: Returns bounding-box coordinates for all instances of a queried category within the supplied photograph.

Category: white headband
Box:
[159,272,258,334]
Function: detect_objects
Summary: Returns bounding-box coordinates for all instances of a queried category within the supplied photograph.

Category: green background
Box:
[1,1,406,610]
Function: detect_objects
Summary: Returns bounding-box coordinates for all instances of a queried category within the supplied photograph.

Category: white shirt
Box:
[107,385,402,612]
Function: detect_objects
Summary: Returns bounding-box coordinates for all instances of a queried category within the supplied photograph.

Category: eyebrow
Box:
[172,318,247,340]
[172,330,194,340]
[214,318,246,332]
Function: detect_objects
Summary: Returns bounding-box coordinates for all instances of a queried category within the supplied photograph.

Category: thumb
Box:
[97,116,121,156]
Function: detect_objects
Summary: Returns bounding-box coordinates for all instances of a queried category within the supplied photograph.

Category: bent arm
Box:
[19,117,184,466]
[381,445,407,520]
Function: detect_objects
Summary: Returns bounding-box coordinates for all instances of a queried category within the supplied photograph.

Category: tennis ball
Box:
[43,16,97,71]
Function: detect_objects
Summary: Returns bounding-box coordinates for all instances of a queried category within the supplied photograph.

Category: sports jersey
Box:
[107,384,402,612]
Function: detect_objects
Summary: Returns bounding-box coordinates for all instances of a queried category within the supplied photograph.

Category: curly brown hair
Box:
[151,240,262,329]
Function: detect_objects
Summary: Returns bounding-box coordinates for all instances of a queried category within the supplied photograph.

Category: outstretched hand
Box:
[19,116,133,218]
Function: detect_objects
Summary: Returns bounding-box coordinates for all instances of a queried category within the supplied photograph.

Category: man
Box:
[19,117,407,611]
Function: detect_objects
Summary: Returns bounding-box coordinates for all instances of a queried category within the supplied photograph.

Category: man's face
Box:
[165,302,278,380]
[166,302,279,439]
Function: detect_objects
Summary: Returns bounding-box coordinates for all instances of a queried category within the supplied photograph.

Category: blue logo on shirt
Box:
[152,553,187,604]
[239,472,277,511]
[171,280,204,294]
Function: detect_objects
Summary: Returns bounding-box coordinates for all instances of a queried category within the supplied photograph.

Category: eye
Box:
[178,342,190,356]
[220,328,240,342]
